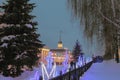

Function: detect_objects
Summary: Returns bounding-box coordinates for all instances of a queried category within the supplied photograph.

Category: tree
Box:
[0,0,44,77]
[72,40,83,62]
[68,0,120,60]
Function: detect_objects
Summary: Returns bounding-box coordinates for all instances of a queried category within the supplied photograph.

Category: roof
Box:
[50,48,67,52]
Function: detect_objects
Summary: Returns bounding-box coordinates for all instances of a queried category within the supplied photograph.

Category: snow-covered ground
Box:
[1,57,119,80]
[0,66,41,80]
[0,65,64,80]
[80,60,120,80]
[0,57,92,80]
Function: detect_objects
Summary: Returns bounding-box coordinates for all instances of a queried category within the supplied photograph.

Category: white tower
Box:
[57,31,63,48]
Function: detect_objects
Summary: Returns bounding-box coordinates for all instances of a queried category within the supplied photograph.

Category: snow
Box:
[0,66,41,80]
[80,59,120,80]
[1,58,120,80]
[0,43,8,48]
[23,33,27,35]
[14,51,27,60]
[0,65,63,80]
[0,23,7,28]
[0,23,16,28]
[16,24,21,27]
[25,24,33,28]
[1,35,16,42]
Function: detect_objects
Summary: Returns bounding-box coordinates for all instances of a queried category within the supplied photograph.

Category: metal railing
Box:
[49,61,93,80]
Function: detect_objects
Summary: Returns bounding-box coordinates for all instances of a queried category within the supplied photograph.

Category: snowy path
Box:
[80,60,120,80]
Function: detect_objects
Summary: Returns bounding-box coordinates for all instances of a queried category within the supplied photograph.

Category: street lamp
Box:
[116,33,120,63]
[113,29,120,63]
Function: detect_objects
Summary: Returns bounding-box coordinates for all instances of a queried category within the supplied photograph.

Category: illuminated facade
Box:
[39,40,73,65]
[50,48,72,65]
[41,46,50,59]
[39,32,73,64]
[50,40,72,64]
[38,46,50,64]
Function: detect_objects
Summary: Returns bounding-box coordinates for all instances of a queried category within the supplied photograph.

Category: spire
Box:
[59,30,62,42]
[58,31,63,48]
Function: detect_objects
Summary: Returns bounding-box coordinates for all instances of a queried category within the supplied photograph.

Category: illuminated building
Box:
[39,41,72,65]
[50,38,72,64]
[41,46,50,59]
[39,32,73,65]
[38,46,50,64]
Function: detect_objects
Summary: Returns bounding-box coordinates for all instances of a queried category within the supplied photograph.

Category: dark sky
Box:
[34,0,86,51]
[0,0,104,57]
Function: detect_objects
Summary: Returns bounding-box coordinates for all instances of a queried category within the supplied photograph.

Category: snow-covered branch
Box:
[1,35,16,42]
[0,43,8,48]
[15,51,27,60]
[25,24,33,28]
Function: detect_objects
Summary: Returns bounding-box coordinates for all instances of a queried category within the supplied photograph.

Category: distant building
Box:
[38,46,50,64]
[41,46,50,59]
[39,34,73,65]
[50,39,72,65]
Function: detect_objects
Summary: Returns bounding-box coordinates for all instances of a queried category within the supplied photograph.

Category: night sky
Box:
[0,0,104,57]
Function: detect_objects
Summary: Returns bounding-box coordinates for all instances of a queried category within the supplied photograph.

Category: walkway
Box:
[80,60,120,80]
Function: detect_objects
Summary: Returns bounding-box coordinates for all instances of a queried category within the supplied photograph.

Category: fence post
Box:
[69,68,71,80]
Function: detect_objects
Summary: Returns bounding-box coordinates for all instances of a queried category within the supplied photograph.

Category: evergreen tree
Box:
[72,40,83,62]
[0,0,43,77]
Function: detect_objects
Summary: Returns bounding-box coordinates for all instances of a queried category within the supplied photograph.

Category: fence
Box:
[49,61,93,80]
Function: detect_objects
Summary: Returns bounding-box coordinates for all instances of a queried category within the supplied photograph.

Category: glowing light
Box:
[41,51,57,80]
[41,51,70,80]
[41,62,57,80]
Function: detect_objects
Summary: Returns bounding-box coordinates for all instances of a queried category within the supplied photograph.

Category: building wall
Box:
[38,46,50,64]
[40,47,73,65]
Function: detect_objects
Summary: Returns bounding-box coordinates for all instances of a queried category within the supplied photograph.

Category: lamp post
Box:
[114,29,120,63]
[116,32,120,63]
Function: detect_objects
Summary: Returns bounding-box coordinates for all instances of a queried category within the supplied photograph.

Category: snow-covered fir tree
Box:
[72,40,83,62]
[0,0,43,77]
